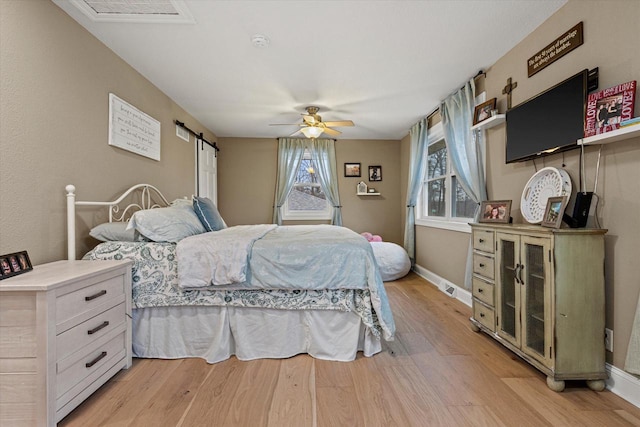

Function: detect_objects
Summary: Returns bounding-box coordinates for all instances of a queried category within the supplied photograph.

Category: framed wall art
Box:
[344,162,361,177]
[368,165,382,182]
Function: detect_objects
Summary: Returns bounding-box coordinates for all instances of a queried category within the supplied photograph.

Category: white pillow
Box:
[126,205,205,243]
[90,222,148,242]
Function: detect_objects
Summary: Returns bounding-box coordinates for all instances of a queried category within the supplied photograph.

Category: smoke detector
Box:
[251,34,270,48]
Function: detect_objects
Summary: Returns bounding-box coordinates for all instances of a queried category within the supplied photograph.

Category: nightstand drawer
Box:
[473,230,494,253]
[472,276,494,307]
[57,303,126,362]
[56,274,125,328]
[56,330,126,404]
[473,301,495,332]
[473,253,495,280]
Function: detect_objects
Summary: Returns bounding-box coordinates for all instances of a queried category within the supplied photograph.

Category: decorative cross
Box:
[502,77,518,110]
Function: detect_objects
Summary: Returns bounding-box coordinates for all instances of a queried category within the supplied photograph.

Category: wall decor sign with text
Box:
[527,22,583,78]
[109,93,161,161]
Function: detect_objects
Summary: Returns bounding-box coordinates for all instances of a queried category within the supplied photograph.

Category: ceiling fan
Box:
[270,106,354,138]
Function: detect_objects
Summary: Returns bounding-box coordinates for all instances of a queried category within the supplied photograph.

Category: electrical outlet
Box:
[605,328,613,352]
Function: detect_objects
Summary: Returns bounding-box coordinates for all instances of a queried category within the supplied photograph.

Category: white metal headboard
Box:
[66,184,170,260]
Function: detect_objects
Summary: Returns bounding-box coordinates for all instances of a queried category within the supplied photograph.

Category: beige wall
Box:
[0,0,215,263]
[413,0,640,369]
[217,137,403,244]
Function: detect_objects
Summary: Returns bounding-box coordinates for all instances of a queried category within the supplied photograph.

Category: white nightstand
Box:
[0,260,132,426]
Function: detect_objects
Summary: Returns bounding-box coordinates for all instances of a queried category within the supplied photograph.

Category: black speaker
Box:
[563,192,593,228]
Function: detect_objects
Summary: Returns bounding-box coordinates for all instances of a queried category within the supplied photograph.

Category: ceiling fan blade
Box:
[289,129,303,137]
[269,123,301,126]
[322,120,354,127]
[322,127,341,137]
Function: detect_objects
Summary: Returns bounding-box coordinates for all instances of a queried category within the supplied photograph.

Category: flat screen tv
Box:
[506,69,587,163]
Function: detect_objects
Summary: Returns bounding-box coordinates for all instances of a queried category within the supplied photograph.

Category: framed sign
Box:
[109,93,161,161]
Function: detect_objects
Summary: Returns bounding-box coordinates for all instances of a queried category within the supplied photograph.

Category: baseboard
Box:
[606,363,640,408]
[411,265,640,409]
[412,264,471,307]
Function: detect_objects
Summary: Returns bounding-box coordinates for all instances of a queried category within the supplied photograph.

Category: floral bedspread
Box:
[83,241,390,339]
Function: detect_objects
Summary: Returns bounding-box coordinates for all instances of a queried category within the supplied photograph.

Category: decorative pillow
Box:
[193,196,226,232]
[126,205,206,243]
[89,222,149,242]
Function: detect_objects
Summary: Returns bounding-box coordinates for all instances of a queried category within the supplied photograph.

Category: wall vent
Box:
[442,281,456,298]
[67,0,195,23]
[176,125,190,142]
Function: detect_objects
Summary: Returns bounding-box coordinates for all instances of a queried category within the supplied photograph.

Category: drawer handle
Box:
[479,238,485,243]
[479,313,485,318]
[87,321,110,335]
[85,351,107,368]
[85,290,107,301]
[478,288,484,293]
[479,263,485,268]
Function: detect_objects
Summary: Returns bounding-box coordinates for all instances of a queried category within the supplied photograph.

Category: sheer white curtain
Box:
[272,138,306,225]
[440,79,487,288]
[403,118,428,265]
[310,139,342,226]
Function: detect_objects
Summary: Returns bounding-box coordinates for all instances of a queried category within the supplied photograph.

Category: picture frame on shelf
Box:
[541,196,568,228]
[584,81,636,137]
[369,165,382,181]
[473,98,497,125]
[357,181,368,194]
[479,200,512,223]
[344,162,361,177]
[0,250,33,280]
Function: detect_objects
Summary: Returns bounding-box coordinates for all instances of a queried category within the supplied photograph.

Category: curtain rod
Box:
[422,70,486,122]
[175,120,219,151]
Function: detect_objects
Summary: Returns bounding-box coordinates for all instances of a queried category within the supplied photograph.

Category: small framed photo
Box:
[357,181,368,194]
[368,165,382,182]
[542,196,568,228]
[0,250,33,280]
[473,98,497,125]
[480,200,512,223]
[344,162,361,177]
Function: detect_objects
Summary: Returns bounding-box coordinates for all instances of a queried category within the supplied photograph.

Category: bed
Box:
[66,184,395,364]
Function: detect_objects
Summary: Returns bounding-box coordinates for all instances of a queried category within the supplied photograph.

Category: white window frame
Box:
[282,149,333,221]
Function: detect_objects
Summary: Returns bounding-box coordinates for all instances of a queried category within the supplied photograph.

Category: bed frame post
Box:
[66,185,76,260]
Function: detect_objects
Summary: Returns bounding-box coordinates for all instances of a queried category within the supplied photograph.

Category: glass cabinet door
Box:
[521,236,552,367]
[496,233,520,347]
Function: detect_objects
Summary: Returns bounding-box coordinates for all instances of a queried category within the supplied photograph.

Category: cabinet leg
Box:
[469,321,480,332]
[586,379,606,392]
[546,376,565,392]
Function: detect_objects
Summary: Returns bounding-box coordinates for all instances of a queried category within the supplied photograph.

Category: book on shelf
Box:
[620,117,640,127]
[584,80,636,137]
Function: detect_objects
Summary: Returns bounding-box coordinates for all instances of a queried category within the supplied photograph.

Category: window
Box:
[417,122,476,232]
[282,149,332,220]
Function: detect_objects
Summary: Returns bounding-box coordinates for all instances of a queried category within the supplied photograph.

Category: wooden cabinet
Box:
[0,260,132,426]
[470,223,607,392]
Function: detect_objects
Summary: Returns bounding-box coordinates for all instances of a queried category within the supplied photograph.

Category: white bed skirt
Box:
[132,306,382,364]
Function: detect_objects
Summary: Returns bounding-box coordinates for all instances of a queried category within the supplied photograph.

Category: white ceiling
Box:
[52,0,567,140]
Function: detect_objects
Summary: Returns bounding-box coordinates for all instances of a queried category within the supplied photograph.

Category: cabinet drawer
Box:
[473,253,494,280]
[56,274,125,327]
[472,276,494,307]
[56,303,126,362]
[56,330,125,403]
[473,230,494,253]
[473,301,495,332]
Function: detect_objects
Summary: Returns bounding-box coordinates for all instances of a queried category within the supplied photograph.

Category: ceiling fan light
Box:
[301,126,323,138]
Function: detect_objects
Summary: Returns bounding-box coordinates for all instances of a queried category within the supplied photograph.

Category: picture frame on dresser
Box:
[479,200,511,223]
[541,196,568,228]
[0,250,32,280]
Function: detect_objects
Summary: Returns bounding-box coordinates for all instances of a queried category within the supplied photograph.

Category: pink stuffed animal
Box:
[361,232,382,242]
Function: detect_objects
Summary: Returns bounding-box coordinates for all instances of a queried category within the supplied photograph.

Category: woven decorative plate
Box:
[521,167,572,224]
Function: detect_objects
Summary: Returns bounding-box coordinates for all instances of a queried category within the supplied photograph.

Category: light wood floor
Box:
[60,272,640,426]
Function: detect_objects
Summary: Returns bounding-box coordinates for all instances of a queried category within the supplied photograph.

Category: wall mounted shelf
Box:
[471,114,506,132]
[357,192,381,196]
[577,123,640,146]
